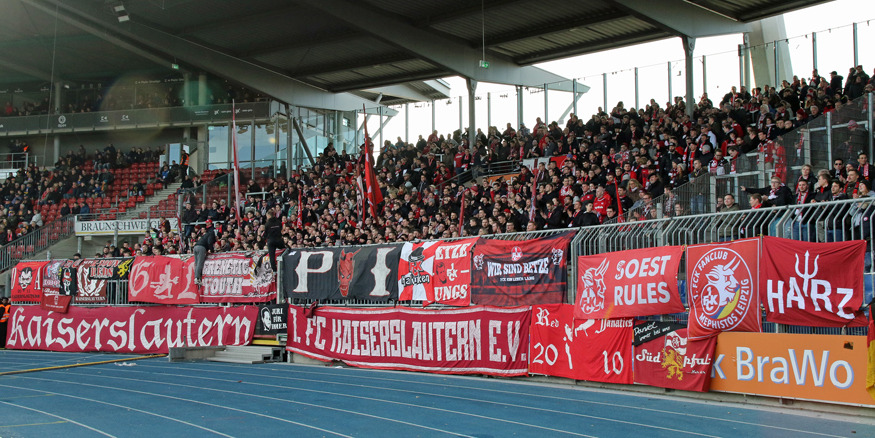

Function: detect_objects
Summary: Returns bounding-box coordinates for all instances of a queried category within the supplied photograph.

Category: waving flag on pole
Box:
[362,105,383,219]
[296,188,303,229]
[230,100,242,228]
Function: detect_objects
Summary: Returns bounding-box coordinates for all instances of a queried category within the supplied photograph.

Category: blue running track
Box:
[0,350,873,437]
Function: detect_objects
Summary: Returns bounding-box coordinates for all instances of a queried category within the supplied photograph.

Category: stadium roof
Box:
[0,0,829,109]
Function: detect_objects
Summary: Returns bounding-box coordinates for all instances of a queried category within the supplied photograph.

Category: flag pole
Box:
[231,100,242,228]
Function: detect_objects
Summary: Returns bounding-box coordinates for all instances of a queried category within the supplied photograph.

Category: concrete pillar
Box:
[183,73,192,107]
[431,100,435,133]
[53,135,60,164]
[602,73,608,113]
[544,83,548,123]
[198,72,208,106]
[54,81,63,114]
[747,16,791,89]
[742,33,752,91]
[516,85,523,128]
[634,68,639,110]
[404,103,409,144]
[702,55,708,97]
[853,22,859,67]
[682,36,696,118]
[667,62,673,106]
[466,78,477,148]
[487,92,492,129]
[812,32,818,71]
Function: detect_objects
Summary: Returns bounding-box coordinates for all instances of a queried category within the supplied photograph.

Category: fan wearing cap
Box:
[193,219,216,286]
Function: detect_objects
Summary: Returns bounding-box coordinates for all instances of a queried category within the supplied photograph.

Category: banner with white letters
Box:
[761,236,867,327]
[282,245,402,301]
[286,305,530,376]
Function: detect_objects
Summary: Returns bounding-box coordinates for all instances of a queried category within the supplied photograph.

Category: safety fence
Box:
[0,215,75,273]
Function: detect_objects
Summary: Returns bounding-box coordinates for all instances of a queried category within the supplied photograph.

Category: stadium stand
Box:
[158,64,874,258]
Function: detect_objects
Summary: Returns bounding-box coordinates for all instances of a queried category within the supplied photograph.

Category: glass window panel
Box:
[207,124,229,170]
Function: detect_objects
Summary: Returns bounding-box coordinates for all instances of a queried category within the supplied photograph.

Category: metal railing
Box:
[0,215,75,272]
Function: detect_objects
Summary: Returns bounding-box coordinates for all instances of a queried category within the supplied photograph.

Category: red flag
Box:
[362,105,383,219]
[458,189,467,234]
[296,189,303,229]
[230,101,242,228]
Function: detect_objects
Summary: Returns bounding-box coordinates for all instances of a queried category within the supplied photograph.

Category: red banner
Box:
[39,294,72,313]
[5,305,257,353]
[687,238,762,340]
[398,238,478,306]
[529,304,633,384]
[128,256,199,304]
[42,260,66,294]
[633,326,717,392]
[286,306,530,376]
[10,261,48,302]
[200,252,277,303]
[574,246,685,319]
[471,232,574,306]
[762,237,867,327]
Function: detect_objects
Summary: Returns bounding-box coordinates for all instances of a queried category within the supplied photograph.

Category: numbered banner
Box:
[471,232,574,306]
[128,255,199,304]
[575,246,685,319]
[687,238,762,340]
[398,238,478,306]
[529,304,633,384]
[287,306,530,376]
[761,236,867,327]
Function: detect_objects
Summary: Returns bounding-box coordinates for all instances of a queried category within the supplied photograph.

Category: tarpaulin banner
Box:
[711,332,875,406]
[39,293,72,313]
[686,238,762,340]
[529,304,633,384]
[633,320,686,346]
[761,236,867,327]
[200,251,277,303]
[282,245,401,301]
[58,265,78,296]
[471,232,574,306]
[633,325,716,392]
[255,304,287,336]
[5,305,257,354]
[79,257,134,280]
[286,306,530,376]
[76,260,108,303]
[128,256,199,304]
[398,238,478,306]
[42,260,65,294]
[575,246,685,319]
[10,261,48,302]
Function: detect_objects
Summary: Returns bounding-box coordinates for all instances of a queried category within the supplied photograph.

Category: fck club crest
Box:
[511,246,523,262]
[690,248,754,330]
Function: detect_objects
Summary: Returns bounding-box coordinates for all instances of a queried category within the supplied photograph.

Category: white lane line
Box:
[0,400,116,437]
[15,375,347,438]
[0,383,233,437]
[156,362,856,438]
[118,365,711,438]
[71,367,611,437]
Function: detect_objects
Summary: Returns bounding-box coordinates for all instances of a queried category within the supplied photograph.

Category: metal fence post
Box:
[276,253,284,304]
[826,111,833,168]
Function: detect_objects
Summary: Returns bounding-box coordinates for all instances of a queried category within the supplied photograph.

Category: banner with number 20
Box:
[529,304,633,384]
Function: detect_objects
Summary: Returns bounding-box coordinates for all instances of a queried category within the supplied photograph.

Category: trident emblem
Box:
[794,251,820,297]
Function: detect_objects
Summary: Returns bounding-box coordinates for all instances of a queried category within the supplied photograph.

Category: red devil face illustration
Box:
[338,249,360,297]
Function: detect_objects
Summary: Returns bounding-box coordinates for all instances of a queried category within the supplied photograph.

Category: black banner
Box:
[59,266,78,296]
[79,258,134,280]
[633,321,685,346]
[282,244,402,301]
[470,232,575,306]
[255,304,287,336]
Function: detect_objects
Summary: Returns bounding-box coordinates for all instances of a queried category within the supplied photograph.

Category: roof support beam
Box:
[0,58,57,82]
[608,0,750,38]
[24,0,384,113]
[362,84,435,103]
[302,0,571,90]
[486,11,627,47]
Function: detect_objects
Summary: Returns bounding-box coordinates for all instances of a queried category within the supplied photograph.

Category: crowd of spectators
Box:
[152,65,873,259]
[0,143,162,246]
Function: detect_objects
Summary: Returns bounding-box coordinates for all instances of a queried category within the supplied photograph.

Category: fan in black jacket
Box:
[742,177,794,207]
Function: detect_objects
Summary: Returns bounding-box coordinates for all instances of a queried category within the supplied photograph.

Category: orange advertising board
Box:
[710,332,875,406]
